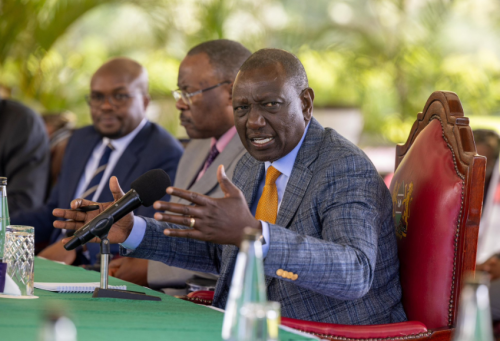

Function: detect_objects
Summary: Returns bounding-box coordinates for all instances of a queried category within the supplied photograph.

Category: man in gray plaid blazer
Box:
[55,48,406,325]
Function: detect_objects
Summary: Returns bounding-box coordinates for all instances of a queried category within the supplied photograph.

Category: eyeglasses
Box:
[172,81,231,105]
[85,92,138,108]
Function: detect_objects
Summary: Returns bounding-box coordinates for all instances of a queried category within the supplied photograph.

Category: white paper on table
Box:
[34,282,126,293]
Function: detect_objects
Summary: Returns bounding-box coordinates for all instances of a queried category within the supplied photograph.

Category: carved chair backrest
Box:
[389,91,485,329]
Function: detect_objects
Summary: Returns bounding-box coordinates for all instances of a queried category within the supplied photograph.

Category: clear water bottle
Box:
[0,177,10,262]
[222,227,267,341]
[452,272,494,341]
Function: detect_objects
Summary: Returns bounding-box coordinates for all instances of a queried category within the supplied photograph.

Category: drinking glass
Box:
[3,225,34,296]
[239,301,281,341]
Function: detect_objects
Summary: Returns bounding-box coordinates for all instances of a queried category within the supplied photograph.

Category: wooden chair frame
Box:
[391,91,486,341]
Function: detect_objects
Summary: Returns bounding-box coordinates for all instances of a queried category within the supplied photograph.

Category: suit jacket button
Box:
[282,271,289,278]
[276,269,284,277]
[292,274,298,281]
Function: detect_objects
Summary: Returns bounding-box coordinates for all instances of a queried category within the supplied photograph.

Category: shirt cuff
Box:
[120,216,147,250]
[260,220,270,258]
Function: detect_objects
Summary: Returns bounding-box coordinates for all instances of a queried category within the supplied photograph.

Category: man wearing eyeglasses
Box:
[108,40,251,291]
[11,57,183,265]
[55,49,405,325]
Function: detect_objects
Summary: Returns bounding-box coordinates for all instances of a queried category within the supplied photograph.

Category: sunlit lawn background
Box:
[2,0,500,156]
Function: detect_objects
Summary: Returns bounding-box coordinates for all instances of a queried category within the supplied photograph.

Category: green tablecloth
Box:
[0,258,315,340]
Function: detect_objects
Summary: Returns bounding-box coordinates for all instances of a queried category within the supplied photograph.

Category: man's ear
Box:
[143,94,151,109]
[228,82,234,101]
[301,87,314,121]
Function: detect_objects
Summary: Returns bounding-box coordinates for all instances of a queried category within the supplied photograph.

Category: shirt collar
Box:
[102,118,147,152]
[210,126,238,153]
[264,121,310,177]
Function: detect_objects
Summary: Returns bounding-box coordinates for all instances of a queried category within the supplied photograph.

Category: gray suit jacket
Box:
[126,118,406,325]
[147,133,246,290]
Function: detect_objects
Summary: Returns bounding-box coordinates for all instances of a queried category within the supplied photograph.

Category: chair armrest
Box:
[181,291,429,340]
[281,318,428,339]
[182,290,214,305]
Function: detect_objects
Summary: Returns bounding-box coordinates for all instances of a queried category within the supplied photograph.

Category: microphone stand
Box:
[92,236,161,301]
[100,238,111,289]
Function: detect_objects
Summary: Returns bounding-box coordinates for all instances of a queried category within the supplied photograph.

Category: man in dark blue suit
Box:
[11,57,183,265]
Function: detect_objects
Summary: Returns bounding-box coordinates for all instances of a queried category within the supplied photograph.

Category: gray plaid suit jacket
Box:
[124,118,407,325]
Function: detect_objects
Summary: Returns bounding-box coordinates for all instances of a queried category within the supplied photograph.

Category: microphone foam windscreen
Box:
[131,169,171,207]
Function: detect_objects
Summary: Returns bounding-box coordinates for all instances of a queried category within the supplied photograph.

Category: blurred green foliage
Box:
[1,0,500,143]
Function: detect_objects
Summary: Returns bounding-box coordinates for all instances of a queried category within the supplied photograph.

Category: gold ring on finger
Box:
[190,217,195,228]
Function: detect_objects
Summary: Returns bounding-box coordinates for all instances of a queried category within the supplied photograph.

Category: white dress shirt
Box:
[74,118,148,201]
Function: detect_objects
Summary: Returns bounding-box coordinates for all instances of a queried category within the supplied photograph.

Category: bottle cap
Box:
[242,227,261,241]
[0,177,6,186]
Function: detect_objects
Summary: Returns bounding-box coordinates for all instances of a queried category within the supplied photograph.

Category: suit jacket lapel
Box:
[67,129,101,202]
[189,134,245,195]
[276,118,323,228]
[103,122,152,201]
[180,140,211,191]
[243,160,265,210]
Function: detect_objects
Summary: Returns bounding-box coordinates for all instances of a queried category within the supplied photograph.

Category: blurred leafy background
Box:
[2,0,500,144]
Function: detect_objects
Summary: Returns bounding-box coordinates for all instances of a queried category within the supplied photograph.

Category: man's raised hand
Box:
[154,165,261,246]
[52,176,135,245]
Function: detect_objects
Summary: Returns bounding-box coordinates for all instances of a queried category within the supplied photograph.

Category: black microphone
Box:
[64,169,171,251]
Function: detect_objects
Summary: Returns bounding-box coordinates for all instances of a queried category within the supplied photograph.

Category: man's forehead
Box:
[91,71,143,91]
[234,65,288,94]
[178,53,218,86]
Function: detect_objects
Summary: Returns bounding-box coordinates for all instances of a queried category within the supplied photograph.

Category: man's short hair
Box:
[187,39,251,81]
[239,48,309,93]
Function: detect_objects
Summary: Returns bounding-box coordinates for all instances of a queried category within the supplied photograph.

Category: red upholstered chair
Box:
[186,91,486,341]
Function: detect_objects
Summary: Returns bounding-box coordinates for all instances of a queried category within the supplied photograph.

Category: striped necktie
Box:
[255,166,282,224]
[191,144,220,188]
[204,144,220,171]
[81,142,115,200]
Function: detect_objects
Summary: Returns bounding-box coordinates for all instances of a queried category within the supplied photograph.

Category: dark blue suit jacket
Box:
[11,121,183,247]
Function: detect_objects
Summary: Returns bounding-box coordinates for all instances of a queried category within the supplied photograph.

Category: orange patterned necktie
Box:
[255,166,282,224]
